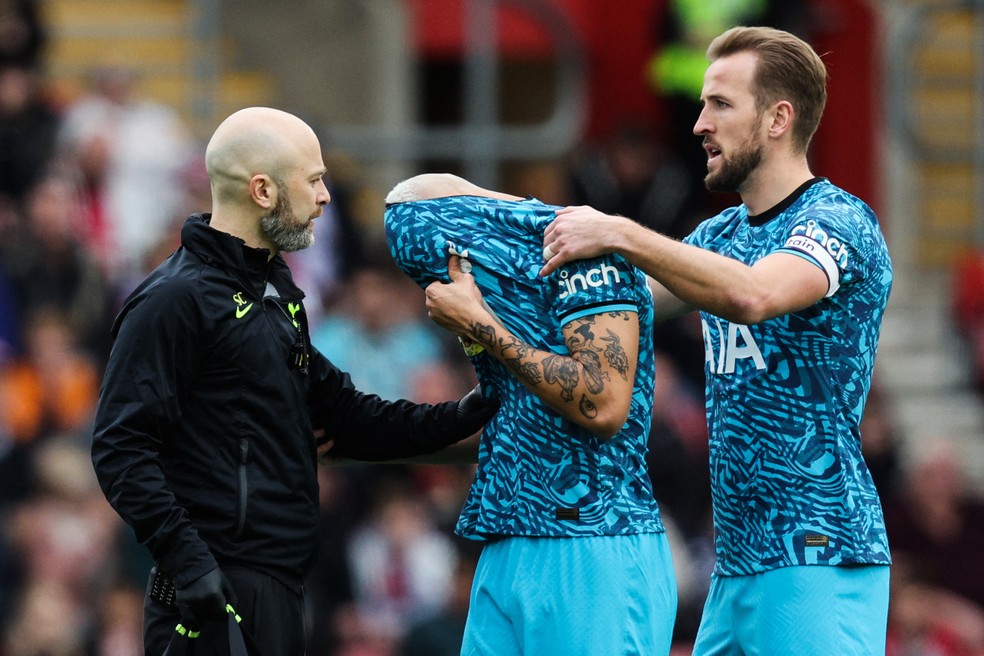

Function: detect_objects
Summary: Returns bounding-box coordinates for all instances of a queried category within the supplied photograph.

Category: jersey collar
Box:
[747,177,825,227]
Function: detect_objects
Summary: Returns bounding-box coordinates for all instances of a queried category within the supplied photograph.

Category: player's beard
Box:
[259,181,315,253]
[704,134,763,194]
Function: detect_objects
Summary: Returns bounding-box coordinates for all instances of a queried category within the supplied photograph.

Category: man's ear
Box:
[249,174,276,209]
[768,100,794,140]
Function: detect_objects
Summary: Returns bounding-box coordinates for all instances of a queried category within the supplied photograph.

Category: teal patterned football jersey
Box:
[385,195,664,540]
[683,178,893,575]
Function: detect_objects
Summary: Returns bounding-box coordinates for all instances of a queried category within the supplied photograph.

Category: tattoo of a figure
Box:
[518,361,542,385]
[574,349,607,394]
[542,354,579,401]
[602,329,629,379]
[566,316,610,394]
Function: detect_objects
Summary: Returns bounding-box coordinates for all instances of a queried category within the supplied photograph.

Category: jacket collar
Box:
[181,214,305,301]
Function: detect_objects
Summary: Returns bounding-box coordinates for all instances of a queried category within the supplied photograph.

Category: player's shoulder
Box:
[128,252,216,317]
[801,179,876,220]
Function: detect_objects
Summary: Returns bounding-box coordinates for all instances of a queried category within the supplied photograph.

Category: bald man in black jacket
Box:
[92,107,497,656]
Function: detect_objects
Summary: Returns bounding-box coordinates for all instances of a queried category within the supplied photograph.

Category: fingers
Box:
[539,243,563,277]
[541,205,607,277]
[447,254,463,282]
[541,208,575,277]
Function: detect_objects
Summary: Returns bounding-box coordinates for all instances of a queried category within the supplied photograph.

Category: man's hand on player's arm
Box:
[540,206,632,276]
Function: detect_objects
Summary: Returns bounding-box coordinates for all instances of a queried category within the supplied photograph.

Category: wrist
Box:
[607,216,634,256]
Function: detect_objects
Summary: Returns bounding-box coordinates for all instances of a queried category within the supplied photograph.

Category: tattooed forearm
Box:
[542,354,579,402]
[469,314,630,425]
[518,361,542,385]
[573,349,607,394]
[602,329,629,379]
[471,321,497,347]
[497,334,533,359]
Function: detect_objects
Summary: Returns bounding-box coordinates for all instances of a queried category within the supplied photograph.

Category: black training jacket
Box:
[92,214,477,591]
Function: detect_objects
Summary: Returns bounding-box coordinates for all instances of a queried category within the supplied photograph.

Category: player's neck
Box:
[739,152,813,216]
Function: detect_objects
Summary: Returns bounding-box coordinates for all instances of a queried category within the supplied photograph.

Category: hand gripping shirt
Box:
[385,195,664,540]
[683,178,893,575]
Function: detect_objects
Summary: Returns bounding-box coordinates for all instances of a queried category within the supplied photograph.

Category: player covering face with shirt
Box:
[385,173,678,655]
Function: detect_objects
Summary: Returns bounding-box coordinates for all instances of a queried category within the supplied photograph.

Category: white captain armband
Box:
[781,234,842,297]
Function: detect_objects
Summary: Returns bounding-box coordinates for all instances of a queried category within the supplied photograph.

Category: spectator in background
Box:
[0,0,52,207]
[884,441,984,611]
[403,359,482,534]
[311,263,446,402]
[397,543,479,656]
[306,465,360,656]
[284,154,372,320]
[2,437,121,656]
[0,254,19,360]
[887,559,984,656]
[0,307,100,446]
[84,582,145,656]
[346,479,458,645]
[0,59,60,205]
[0,307,101,511]
[0,0,45,68]
[6,438,119,601]
[647,0,811,194]
[646,350,710,541]
[952,249,984,393]
[3,578,88,656]
[57,66,195,282]
[568,120,703,240]
[859,381,903,495]
[0,173,113,361]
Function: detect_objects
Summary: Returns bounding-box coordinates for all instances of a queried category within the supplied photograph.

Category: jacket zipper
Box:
[235,438,249,537]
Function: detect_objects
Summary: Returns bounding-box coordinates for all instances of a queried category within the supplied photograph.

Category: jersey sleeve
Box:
[776,206,871,298]
[546,254,642,326]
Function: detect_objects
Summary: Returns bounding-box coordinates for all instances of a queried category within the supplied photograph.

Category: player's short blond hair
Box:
[708,26,828,153]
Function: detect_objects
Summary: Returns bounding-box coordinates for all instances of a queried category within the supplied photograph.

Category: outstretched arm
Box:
[541,205,828,324]
[426,256,638,440]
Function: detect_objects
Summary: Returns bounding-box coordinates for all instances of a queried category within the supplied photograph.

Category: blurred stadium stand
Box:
[40,0,275,137]
[877,0,984,493]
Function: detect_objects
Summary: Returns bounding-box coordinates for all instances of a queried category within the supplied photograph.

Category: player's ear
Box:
[767,100,794,140]
[250,174,276,209]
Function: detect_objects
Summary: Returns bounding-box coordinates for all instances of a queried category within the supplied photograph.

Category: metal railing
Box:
[318,0,588,190]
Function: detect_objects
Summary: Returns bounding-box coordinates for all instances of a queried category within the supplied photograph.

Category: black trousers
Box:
[144,564,306,656]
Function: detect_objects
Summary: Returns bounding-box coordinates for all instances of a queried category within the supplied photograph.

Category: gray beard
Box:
[259,194,314,253]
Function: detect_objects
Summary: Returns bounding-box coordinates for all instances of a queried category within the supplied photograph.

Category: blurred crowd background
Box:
[1,0,983,654]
